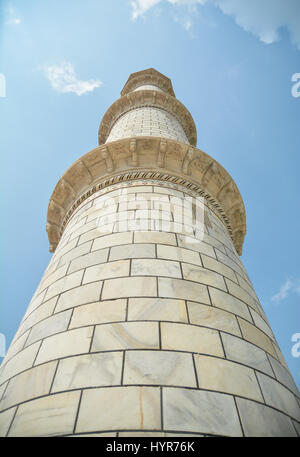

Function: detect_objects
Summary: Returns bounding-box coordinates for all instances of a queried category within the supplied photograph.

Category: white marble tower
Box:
[0,69,299,437]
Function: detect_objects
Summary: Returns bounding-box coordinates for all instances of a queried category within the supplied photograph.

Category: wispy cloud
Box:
[43,63,102,96]
[271,279,293,303]
[5,5,21,25]
[131,0,206,20]
[130,0,162,20]
[131,0,207,32]
[183,19,192,31]
[271,278,300,303]
[6,17,21,25]
[130,0,300,49]
[173,12,193,32]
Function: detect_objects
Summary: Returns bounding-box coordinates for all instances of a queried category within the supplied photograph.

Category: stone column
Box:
[0,69,299,437]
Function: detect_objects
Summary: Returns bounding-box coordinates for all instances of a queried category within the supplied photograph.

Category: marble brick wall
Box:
[106,107,189,144]
[0,181,299,437]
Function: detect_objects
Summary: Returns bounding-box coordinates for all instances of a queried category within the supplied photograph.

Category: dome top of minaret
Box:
[121,68,175,97]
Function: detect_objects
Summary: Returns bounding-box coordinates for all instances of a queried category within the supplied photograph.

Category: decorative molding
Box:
[182,148,194,175]
[98,89,197,146]
[46,137,246,255]
[121,68,175,97]
[60,172,232,234]
[100,146,114,172]
[157,139,167,167]
[129,139,138,166]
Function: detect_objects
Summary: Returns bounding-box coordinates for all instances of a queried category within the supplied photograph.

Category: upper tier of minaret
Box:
[98,68,197,146]
[47,68,247,256]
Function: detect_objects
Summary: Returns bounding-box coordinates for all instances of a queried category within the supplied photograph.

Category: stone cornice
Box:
[121,68,175,97]
[46,137,246,255]
[98,90,197,146]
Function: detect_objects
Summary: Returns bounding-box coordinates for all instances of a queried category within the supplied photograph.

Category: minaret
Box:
[0,69,299,437]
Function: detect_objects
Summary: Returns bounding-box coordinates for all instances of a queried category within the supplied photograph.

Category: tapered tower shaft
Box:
[0,69,299,437]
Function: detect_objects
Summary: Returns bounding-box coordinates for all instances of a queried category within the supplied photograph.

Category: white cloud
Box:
[130,0,300,49]
[271,278,300,303]
[168,0,207,4]
[131,0,162,20]
[214,0,300,48]
[43,63,102,96]
[131,0,208,32]
[131,0,206,20]
[184,19,192,30]
[5,6,21,25]
[271,279,293,303]
[6,17,21,25]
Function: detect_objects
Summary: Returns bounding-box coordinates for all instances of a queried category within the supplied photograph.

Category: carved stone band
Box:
[46,137,246,255]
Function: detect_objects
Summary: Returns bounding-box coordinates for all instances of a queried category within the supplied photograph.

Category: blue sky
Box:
[0,0,300,388]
